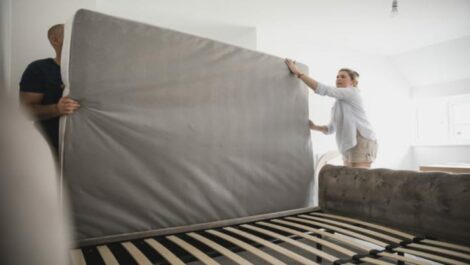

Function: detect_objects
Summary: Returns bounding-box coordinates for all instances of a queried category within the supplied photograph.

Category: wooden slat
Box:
[258,222,394,265]
[294,215,388,247]
[224,227,318,265]
[97,245,120,265]
[409,243,470,260]
[379,252,429,265]
[421,239,470,254]
[144,238,186,265]
[311,213,470,262]
[167,235,220,265]
[306,216,470,260]
[206,229,287,265]
[396,247,468,265]
[305,215,401,244]
[70,249,87,265]
[274,219,435,265]
[360,257,395,265]
[260,222,402,265]
[272,219,372,252]
[313,212,470,258]
[252,222,394,265]
[187,232,253,265]
[241,224,337,262]
[121,241,152,265]
[311,212,413,239]
[257,221,357,256]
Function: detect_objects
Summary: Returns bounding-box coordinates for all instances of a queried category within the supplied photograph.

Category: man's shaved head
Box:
[47,24,64,48]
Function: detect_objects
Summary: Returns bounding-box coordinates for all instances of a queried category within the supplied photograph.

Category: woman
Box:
[285,59,377,168]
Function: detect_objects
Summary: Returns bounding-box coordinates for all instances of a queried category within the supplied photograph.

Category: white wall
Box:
[412,77,470,99]
[1,0,12,94]
[257,28,414,169]
[411,146,470,168]
[6,0,257,98]
[393,36,470,88]
[393,36,470,169]
[7,0,96,95]
[96,0,257,50]
[6,1,468,170]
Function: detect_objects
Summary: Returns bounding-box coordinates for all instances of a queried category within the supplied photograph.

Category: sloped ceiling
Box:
[393,36,470,88]
[96,0,470,87]
[97,0,470,55]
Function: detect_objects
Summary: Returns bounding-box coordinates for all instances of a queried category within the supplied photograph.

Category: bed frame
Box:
[71,165,470,265]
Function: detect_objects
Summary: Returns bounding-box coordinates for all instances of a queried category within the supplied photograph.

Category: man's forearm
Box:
[28,103,61,120]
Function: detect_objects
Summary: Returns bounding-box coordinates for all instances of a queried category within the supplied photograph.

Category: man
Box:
[19,24,79,156]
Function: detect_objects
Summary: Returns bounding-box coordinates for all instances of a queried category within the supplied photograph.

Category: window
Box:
[449,97,470,141]
[413,94,470,146]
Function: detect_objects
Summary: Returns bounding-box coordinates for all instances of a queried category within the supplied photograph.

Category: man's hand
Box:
[57,96,80,115]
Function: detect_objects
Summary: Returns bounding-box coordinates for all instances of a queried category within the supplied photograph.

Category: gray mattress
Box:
[60,9,313,243]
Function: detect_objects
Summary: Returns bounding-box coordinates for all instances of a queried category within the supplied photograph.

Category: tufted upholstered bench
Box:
[318,165,470,247]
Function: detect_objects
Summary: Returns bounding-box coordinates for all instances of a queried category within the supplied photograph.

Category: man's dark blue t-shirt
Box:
[20,58,64,152]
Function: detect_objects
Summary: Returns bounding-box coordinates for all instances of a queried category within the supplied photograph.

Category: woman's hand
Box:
[309,120,316,130]
[285,58,302,76]
[309,120,328,134]
[285,58,319,91]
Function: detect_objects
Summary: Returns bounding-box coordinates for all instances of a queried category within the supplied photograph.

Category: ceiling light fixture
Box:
[391,0,398,17]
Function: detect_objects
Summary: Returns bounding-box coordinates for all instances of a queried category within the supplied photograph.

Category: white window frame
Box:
[413,94,470,146]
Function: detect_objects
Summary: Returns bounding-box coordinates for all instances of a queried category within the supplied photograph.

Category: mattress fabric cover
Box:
[61,9,313,241]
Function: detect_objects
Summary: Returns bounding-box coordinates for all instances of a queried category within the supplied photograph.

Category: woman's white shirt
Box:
[315,82,376,155]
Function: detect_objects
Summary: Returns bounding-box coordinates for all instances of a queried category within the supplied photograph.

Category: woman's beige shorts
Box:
[343,133,378,163]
